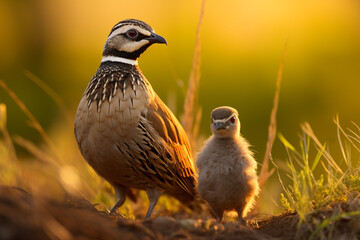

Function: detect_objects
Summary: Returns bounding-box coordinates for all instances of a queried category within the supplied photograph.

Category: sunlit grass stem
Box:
[183,0,206,151]
[0,104,17,164]
[0,80,61,161]
[258,41,287,187]
[24,71,73,126]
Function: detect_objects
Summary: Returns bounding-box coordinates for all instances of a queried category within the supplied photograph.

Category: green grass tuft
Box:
[278,119,360,238]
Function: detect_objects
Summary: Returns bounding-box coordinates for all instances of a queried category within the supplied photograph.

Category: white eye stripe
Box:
[108,25,151,40]
[212,114,237,123]
[112,20,153,31]
[118,39,150,52]
[112,22,126,30]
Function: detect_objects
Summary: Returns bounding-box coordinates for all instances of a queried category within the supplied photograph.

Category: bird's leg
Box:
[144,188,162,219]
[110,184,126,214]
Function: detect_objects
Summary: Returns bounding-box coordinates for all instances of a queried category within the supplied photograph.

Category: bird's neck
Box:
[101,55,138,66]
[213,136,235,142]
[95,59,152,99]
[213,132,239,140]
[85,60,147,108]
[96,60,142,79]
[102,43,151,60]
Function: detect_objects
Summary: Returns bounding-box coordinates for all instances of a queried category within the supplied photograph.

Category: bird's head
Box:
[102,19,167,62]
[210,106,240,138]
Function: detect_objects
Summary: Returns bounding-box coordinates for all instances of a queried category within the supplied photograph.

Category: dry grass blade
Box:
[334,115,352,168]
[183,0,206,149]
[335,116,360,154]
[352,121,360,132]
[0,103,7,129]
[0,104,18,185]
[0,125,17,161]
[301,122,343,174]
[13,135,59,168]
[24,71,73,125]
[347,128,360,143]
[0,80,60,161]
[258,41,287,187]
[270,155,289,202]
[0,104,17,164]
[192,106,202,150]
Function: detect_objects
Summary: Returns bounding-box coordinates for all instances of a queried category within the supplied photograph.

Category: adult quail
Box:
[196,106,259,223]
[74,19,197,219]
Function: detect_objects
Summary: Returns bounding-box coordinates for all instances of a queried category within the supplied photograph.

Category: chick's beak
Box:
[147,33,167,45]
[215,122,224,130]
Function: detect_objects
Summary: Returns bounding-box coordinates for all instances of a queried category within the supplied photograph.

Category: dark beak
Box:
[146,33,167,45]
[215,122,224,130]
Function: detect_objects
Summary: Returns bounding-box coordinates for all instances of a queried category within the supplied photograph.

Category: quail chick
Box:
[74,19,197,219]
[196,106,259,223]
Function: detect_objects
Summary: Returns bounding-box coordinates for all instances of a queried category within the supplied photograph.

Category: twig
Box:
[258,41,287,187]
[183,0,206,150]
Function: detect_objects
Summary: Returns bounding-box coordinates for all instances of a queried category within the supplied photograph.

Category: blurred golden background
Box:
[1,0,360,215]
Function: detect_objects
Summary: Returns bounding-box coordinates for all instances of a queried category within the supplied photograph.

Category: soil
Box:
[0,186,358,240]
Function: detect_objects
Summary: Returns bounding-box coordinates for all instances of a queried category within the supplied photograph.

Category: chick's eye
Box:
[127,30,138,38]
[231,117,236,123]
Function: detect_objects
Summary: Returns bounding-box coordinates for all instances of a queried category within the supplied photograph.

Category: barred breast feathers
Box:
[84,63,150,112]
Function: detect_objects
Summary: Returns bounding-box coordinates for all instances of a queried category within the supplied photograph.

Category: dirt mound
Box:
[0,186,358,240]
[0,186,148,240]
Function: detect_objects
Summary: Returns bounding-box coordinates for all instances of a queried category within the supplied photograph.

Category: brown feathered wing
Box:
[142,94,197,203]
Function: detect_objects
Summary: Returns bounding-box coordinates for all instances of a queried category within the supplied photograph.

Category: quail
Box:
[196,106,259,223]
[74,19,197,219]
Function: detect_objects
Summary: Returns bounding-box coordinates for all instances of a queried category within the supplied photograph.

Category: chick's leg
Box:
[235,204,246,225]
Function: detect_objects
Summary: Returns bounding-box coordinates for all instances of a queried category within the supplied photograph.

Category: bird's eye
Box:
[127,30,138,38]
[230,117,236,123]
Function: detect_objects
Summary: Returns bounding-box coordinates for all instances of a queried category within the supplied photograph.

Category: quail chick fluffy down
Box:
[196,106,259,223]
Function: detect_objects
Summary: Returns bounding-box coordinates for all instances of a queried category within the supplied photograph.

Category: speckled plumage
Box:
[196,106,259,223]
[74,19,197,219]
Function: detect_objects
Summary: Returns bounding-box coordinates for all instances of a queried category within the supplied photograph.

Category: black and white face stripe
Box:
[109,19,154,36]
[210,106,240,132]
[106,24,153,53]
[101,19,166,63]
[107,25,152,40]
[211,106,239,121]
[212,113,237,124]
